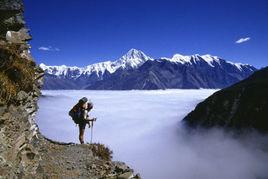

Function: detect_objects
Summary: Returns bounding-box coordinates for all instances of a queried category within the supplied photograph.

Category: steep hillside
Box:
[183,67,268,132]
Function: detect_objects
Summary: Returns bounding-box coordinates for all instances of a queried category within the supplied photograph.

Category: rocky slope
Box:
[41,50,256,90]
[0,0,138,178]
[183,67,268,132]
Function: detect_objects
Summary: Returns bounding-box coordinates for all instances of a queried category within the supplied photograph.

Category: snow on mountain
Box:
[41,49,153,78]
[161,53,248,69]
[200,54,220,67]
[114,48,153,69]
[83,61,116,76]
[39,63,83,77]
[40,49,256,88]
[165,54,192,64]
[41,49,258,90]
[226,61,250,71]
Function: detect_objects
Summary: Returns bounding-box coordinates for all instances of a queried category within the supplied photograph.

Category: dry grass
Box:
[89,143,113,161]
[0,43,36,105]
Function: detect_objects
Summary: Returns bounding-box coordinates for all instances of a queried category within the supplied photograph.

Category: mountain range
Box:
[40,49,257,90]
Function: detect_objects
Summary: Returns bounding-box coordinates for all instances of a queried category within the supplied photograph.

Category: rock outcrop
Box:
[183,67,268,132]
[0,0,138,178]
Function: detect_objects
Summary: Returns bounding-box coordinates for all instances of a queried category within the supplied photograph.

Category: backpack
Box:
[69,105,82,124]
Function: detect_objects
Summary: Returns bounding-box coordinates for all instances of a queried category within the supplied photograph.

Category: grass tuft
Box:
[0,42,36,105]
[89,143,113,161]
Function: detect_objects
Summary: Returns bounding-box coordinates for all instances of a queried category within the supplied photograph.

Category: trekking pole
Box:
[90,118,97,144]
[90,120,93,144]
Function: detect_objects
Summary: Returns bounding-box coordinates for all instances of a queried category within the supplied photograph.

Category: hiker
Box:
[69,97,96,144]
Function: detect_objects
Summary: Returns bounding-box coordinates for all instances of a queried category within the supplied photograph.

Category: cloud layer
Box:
[37,90,268,179]
[38,46,60,51]
[235,37,250,44]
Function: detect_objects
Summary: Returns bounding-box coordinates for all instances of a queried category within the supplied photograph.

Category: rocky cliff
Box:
[183,67,268,132]
[0,0,138,178]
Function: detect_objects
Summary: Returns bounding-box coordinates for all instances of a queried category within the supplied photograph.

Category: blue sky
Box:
[24,0,268,68]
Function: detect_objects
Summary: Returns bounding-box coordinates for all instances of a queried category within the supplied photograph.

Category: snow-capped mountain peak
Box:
[40,50,256,81]
[39,63,48,70]
[115,48,153,69]
[40,50,257,90]
[84,61,116,75]
[40,49,153,78]
[199,54,220,67]
[39,63,82,76]
[170,54,192,64]
[162,53,247,69]
[122,48,151,60]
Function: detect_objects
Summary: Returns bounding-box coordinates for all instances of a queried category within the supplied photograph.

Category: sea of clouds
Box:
[36,90,268,179]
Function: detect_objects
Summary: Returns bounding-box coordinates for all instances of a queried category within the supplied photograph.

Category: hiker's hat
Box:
[79,97,88,104]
